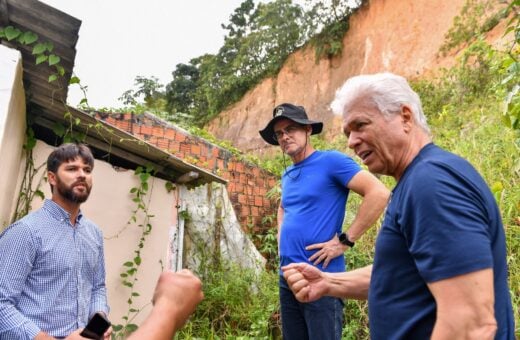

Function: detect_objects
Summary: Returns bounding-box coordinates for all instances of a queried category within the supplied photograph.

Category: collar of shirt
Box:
[43,199,84,225]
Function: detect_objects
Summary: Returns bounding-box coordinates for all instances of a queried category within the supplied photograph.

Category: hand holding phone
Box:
[79,312,111,340]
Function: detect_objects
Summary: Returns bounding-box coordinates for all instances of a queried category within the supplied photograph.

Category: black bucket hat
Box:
[259,103,323,145]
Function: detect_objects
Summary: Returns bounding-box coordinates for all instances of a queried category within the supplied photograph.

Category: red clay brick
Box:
[164,128,175,139]
[140,125,152,135]
[238,194,247,204]
[254,196,263,206]
[240,205,250,216]
[175,133,186,142]
[180,144,190,153]
[156,138,169,150]
[191,144,201,155]
[151,126,164,137]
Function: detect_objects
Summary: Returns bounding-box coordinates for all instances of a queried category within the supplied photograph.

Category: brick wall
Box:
[94,111,279,232]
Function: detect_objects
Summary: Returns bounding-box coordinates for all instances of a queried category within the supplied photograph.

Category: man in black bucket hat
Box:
[259,103,389,340]
[259,103,323,145]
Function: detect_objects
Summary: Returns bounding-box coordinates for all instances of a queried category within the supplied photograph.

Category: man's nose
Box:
[347,132,360,149]
[77,169,87,178]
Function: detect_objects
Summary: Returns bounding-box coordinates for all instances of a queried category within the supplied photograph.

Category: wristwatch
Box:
[338,232,355,248]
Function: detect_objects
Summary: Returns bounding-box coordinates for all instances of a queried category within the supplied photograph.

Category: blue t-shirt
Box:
[369,143,515,339]
[279,150,361,273]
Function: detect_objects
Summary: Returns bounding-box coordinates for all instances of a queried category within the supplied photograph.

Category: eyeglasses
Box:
[273,124,304,140]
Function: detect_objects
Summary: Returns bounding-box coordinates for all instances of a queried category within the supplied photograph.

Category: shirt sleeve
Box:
[89,229,109,317]
[401,162,494,283]
[328,151,362,187]
[0,223,42,339]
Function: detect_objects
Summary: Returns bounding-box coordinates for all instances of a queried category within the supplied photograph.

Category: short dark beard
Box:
[56,179,91,204]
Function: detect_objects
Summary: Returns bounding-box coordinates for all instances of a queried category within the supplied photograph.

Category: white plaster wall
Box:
[180,183,266,275]
[26,141,175,326]
[0,45,26,228]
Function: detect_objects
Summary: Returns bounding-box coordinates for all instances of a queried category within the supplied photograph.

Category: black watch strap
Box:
[339,232,355,247]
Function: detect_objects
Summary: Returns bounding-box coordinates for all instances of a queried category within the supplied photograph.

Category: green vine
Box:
[111,165,156,338]
[10,127,46,224]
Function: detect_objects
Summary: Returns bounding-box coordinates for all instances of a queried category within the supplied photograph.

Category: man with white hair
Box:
[282,73,515,339]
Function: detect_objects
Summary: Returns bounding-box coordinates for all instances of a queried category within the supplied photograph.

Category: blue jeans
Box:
[279,277,344,340]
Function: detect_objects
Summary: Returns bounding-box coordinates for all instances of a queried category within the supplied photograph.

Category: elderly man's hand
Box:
[282,263,328,302]
[306,234,347,268]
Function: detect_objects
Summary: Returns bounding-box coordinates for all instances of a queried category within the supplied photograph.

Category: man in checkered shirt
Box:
[0,143,110,339]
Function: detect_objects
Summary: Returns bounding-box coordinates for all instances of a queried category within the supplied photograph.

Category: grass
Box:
[170,37,519,339]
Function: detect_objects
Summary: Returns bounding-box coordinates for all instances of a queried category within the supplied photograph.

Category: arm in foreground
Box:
[307,170,389,267]
[428,268,497,340]
[282,263,372,302]
[127,269,204,340]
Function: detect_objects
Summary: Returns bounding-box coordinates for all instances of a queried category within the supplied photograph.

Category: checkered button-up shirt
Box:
[0,199,109,339]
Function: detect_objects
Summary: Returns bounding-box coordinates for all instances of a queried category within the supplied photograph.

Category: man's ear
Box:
[401,105,413,132]
[48,171,57,186]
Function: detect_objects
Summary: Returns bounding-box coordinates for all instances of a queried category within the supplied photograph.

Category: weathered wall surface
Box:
[205,0,508,154]
[179,183,266,274]
[0,45,26,228]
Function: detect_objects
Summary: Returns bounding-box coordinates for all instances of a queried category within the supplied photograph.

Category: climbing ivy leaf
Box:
[4,26,21,41]
[48,54,60,66]
[20,31,38,45]
[35,54,47,65]
[32,43,47,55]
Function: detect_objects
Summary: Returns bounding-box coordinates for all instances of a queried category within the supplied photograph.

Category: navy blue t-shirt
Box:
[280,150,361,274]
[369,143,515,339]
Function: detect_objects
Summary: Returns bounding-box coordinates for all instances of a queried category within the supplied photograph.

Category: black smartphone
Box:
[79,312,111,339]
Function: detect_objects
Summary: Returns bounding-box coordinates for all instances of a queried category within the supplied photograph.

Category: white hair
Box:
[330,72,430,134]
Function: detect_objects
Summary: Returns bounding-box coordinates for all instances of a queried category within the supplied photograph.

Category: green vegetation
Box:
[116,0,366,128]
[175,30,520,338]
[439,0,510,56]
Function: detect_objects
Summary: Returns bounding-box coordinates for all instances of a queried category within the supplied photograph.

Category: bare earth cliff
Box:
[206,0,509,154]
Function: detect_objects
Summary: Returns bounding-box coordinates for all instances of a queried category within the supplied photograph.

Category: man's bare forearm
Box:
[325,265,372,300]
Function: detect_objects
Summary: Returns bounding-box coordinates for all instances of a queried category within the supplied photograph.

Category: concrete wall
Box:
[0,45,26,227]
[25,141,175,326]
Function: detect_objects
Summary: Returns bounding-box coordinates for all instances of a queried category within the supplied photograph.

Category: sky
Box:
[40,0,246,108]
